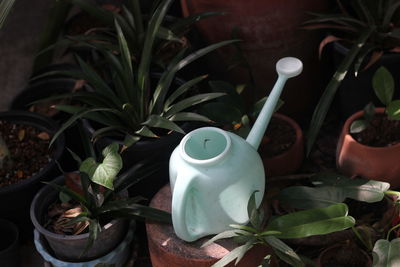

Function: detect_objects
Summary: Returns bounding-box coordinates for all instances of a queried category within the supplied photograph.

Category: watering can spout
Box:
[246,57,303,149]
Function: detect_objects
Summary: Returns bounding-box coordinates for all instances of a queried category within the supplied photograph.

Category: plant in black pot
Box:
[36,0,236,198]
[31,141,171,265]
[303,0,400,154]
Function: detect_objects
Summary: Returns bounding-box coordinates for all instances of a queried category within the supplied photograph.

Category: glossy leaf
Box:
[373,66,394,106]
[350,119,368,133]
[164,93,225,117]
[142,114,184,134]
[387,100,400,120]
[372,238,400,266]
[164,75,208,108]
[169,112,211,123]
[266,203,355,239]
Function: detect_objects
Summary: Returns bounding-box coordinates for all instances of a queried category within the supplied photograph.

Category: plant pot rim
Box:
[30,175,122,241]
[263,112,303,161]
[0,111,65,194]
[341,107,400,151]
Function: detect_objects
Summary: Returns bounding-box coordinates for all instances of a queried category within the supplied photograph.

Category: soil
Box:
[261,117,296,157]
[319,243,371,267]
[351,114,400,147]
[0,120,52,188]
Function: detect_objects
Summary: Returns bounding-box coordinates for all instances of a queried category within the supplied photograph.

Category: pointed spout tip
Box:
[276,57,303,78]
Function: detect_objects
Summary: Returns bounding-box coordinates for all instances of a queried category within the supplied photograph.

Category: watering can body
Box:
[169,57,303,242]
[169,127,265,242]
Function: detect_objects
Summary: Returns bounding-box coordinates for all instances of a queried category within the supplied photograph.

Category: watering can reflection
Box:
[169,57,303,242]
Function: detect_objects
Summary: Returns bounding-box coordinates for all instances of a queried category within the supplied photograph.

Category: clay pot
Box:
[146,185,272,267]
[180,0,329,120]
[337,108,400,188]
[317,243,372,267]
[260,113,304,177]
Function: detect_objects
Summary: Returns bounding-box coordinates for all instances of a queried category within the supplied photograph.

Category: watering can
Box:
[169,57,303,242]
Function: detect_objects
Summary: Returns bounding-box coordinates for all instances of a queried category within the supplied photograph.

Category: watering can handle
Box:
[171,174,198,242]
[246,57,303,149]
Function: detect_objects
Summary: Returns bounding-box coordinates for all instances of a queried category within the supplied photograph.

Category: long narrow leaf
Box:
[306,28,374,155]
[142,114,185,133]
[164,93,225,117]
[0,0,15,29]
[164,75,208,108]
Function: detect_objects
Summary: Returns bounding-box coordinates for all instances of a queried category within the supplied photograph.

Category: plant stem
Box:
[306,28,375,156]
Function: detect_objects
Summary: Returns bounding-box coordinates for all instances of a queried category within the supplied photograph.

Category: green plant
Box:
[199,81,283,138]
[36,0,236,148]
[202,191,355,267]
[303,0,400,154]
[350,66,400,133]
[47,141,171,254]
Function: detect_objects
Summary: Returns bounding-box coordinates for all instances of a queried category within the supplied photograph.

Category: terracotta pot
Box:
[180,0,329,120]
[260,113,304,177]
[337,108,400,188]
[317,243,372,267]
[146,184,273,267]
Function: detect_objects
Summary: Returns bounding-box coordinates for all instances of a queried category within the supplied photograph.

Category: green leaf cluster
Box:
[202,191,355,267]
[36,0,236,148]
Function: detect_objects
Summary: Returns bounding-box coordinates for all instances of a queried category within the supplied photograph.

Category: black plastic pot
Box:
[30,175,129,262]
[0,219,19,267]
[0,111,65,239]
[10,77,86,171]
[332,42,400,119]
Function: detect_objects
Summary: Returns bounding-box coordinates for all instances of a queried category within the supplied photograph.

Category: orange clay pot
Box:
[337,108,400,188]
[146,185,273,267]
[260,113,304,177]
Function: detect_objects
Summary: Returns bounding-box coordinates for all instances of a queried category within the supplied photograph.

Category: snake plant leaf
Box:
[372,238,400,266]
[387,100,400,120]
[80,143,122,190]
[142,114,185,134]
[164,75,208,109]
[266,203,355,239]
[0,0,15,29]
[169,112,210,122]
[151,39,240,113]
[164,93,226,117]
[211,240,255,267]
[306,28,374,155]
[264,236,303,267]
[138,0,174,92]
[373,66,394,106]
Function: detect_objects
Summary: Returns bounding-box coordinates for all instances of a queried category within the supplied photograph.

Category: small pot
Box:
[30,175,129,262]
[317,243,372,267]
[260,113,304,177]
[34,222,134,267]
[337,108,400,188]
[0,219,19,267]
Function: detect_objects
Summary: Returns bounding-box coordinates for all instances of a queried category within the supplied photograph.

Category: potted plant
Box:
[304,0,400,154]
[0,111,65,238]
[30,141,171,265]
[36,0,236,197]
[200,80,304,177]
[337,66,400,188]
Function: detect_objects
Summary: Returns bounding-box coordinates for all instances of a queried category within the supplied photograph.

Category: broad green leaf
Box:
[372,238,400,266]
[80,144,123,190]
[387,100,400,120]
[350,119,368,133]
[142,115,185,134]
[306,28,373,155]
[211,240,254,267]
[266,203,355,239]
[373,66,394,106]
[264,236,303,267]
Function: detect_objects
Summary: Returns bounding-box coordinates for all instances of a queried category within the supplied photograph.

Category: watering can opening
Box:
[181,127,231,163]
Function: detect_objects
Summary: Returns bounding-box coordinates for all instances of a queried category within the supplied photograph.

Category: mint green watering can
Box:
[169,57,303,242]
